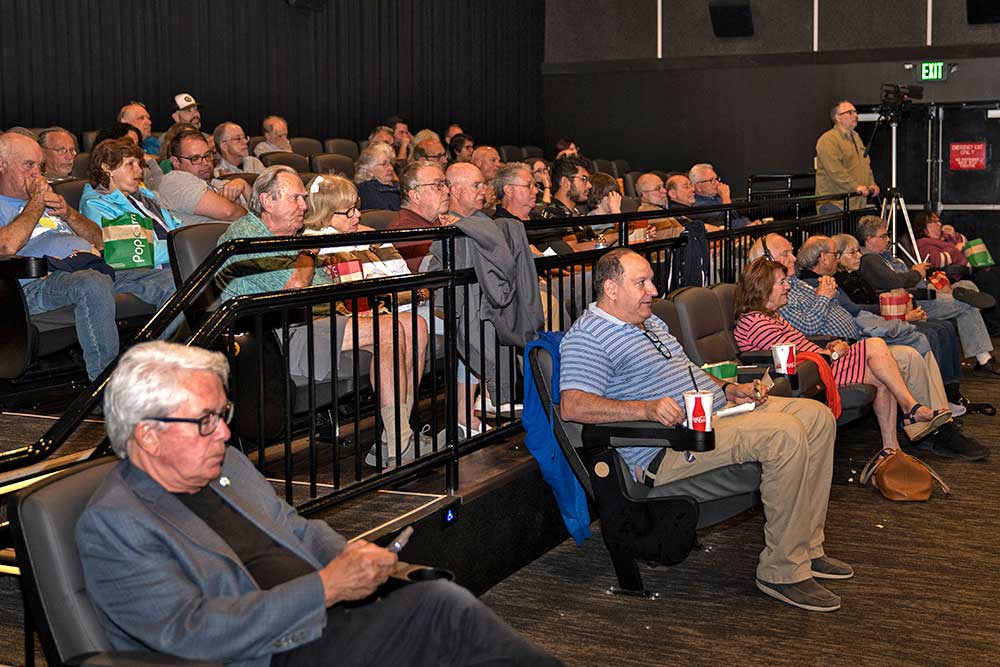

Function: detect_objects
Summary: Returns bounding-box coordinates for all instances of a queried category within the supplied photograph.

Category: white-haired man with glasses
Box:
[155,129,250,224]
[76,341,561,667]
[38,127,79,181]
[559,247,846,613]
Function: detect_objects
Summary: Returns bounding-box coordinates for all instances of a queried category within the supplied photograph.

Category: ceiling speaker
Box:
[709,0,754,38]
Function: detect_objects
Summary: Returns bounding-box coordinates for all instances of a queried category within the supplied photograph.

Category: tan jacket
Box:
[815,127,875,210]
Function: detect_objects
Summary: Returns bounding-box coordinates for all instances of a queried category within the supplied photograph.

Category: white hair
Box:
[103,341,230,458]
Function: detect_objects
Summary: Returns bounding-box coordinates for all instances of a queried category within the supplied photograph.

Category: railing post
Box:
[443,232,460,492]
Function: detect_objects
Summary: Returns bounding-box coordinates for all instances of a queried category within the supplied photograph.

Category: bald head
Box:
[447,162,486,217]
[471,146,501,181]
[636,173,667,206]
[0,132,44,198]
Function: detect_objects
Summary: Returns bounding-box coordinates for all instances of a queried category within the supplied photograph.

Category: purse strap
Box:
[907,454,951,495]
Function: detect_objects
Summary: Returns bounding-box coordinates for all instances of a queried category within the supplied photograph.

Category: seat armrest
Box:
[582,421,715,453]
[0,255,47,279]
[736,351,774,366]
[805,335,835,347]
[944,264,971,279]
[72,651,223,666]
[907,287,933,301]
[734,363,772,383]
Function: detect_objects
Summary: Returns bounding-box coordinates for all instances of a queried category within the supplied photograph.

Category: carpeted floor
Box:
[481,376,1000,667]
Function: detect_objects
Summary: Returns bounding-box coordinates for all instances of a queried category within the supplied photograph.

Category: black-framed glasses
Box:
[333,200,361,217]
[145,401,234,436]
[509,182,538,191]
[642,327,672,361]
[570,174,590,184]
[837,109,858,116]
[45,146,78,156]
[177,151,216,165]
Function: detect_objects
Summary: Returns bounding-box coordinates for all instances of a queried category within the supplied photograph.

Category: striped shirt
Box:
[734,311,867,386]
[559,303,726,472]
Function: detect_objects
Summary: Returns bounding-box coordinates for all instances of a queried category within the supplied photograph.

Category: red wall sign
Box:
[949,142,987,170]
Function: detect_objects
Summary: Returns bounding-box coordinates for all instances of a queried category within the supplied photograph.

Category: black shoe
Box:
[953,287,996,310]
[929,422,990,461]
[973,358,1000,378]
[756,578,841,612]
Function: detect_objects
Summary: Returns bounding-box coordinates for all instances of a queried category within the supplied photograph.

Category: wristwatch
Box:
[830,350,840,361]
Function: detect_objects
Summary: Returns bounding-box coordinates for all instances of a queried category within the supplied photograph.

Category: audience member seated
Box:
[635,173,683,238]
[75,341,559,667]
[559,247,849,612]
[412,138,448,169]
[689,162,759,228]
[253,115,293,156]
[471,146,502,208]
[493,162,538,222]
[0,132,174,380]
[155,129,250,224]
[449,133,474,163]
[747,233,985,458]
[912,210,1000,335]
[444,122,464,146]
[117,101,159,156]
[666,173,722,232]
[154,121,203,174]
[170,92,202,129]
[94,121,164,189]
[367,125,395,147]
[38,127,79,181]
[217,166,428,463]
[387,162,451,272]
[213,122,265,176]
[586,172,622,218]
[855,215,1000,377]
[80,138,182,270]
[831,233,968,419]
[528,158,552,206]
[553,138,578,159]
[355,142,401,211]
[536,156,599,252]
[384,115,413,164]
[445,162,490,221]
[734,257,978,456]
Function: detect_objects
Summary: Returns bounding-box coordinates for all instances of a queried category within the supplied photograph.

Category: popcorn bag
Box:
[101,212,155,270]
[878,292,910,320]
[927,271,950,292]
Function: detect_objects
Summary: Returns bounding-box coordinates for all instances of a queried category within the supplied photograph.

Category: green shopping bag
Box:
[963,238,995,268]
[101,212,155,269]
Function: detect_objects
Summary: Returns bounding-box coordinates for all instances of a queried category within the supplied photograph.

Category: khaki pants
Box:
[889,346,949,412]
[652,396,837,584]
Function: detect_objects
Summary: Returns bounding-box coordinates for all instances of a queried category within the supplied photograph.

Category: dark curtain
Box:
[0,0,544,146]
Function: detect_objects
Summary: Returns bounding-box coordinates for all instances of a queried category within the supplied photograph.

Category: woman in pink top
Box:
[733,258,950,449]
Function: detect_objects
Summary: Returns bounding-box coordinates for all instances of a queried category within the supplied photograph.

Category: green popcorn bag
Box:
[102,212,155,269]
[700,360,738,383]
[963,238,995,268]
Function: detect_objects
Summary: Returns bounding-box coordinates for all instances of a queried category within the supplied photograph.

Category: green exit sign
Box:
[921,61,948,81]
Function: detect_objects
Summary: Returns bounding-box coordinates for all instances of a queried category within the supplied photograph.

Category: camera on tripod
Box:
[878,83,924,123]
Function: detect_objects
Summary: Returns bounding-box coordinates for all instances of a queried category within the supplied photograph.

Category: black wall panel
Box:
[0,0,544,146]
[935,0,1000,45]
[663,0,812,58]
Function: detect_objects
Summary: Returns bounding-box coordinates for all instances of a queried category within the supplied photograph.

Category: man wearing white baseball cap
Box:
[171,93,203,130]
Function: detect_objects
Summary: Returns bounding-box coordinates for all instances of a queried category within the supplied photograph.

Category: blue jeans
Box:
[22,268,176,380]
[919,297,994,359]
[913,319,960,385]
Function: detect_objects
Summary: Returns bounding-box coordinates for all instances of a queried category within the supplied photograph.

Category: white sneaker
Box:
[480,398,523,417]
[948,402,968,418]
[368,426,432,467]
[436,423,485,443]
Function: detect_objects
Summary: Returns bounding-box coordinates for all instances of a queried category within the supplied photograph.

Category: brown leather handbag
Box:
[859,448,951,501]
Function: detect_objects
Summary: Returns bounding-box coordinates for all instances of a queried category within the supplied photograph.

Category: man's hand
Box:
[905,306,927,322]
[717,181,731,204]
[437,213,460,226]
[869,184,880,197]
[911,261,929,279]
[643,396,685,427]
[606,191,622,214]
[816,275,838,299]
[318,540,397,607]
[855,185,870,196]
[220,179,250,202]
[43,192,69,218]
[25,175,51,202]
[725,381,769,406]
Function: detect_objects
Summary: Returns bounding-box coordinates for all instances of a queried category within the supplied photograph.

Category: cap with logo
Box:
[173,93,201,111]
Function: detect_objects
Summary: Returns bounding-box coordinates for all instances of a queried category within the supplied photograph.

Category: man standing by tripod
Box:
[815,100,880,214]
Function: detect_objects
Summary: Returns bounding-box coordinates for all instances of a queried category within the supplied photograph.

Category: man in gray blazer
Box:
[76,341,560,667]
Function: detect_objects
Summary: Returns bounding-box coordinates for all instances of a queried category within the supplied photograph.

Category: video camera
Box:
[879,83,924,122]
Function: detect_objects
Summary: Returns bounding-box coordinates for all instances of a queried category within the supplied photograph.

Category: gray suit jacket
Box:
[75,448,346,667]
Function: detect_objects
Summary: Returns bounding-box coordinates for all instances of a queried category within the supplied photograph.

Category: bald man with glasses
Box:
[815,100,880,214]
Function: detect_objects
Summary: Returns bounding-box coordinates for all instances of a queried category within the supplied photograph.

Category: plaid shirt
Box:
[779,275,862,340]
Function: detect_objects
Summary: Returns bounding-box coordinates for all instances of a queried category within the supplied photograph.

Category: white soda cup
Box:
[683,390,715,432]
[771,343,796,374]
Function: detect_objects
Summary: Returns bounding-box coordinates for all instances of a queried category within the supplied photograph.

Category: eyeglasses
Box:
[837,109,859,116]
[45,146,78,156]
[424,152,447,160]
[333,200,361,217]
[570,175,590,184]
[509,182,538,191]
[177,151,216,165]
[840,249,862,256]
[696,177,720,185]
[145,401,234,436]
[413,179,451,191]
[223,134,248,143]
[641,327,673,361]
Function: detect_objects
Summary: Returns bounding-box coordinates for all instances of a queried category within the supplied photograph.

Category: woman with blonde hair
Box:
[354,142,400,211]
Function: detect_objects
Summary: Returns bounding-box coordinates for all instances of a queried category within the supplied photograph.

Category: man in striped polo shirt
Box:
[559,248,846,612]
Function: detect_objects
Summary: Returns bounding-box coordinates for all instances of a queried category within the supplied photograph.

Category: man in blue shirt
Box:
[559,247,847,612]
[689,162,759,229]
[0,132,174,380]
